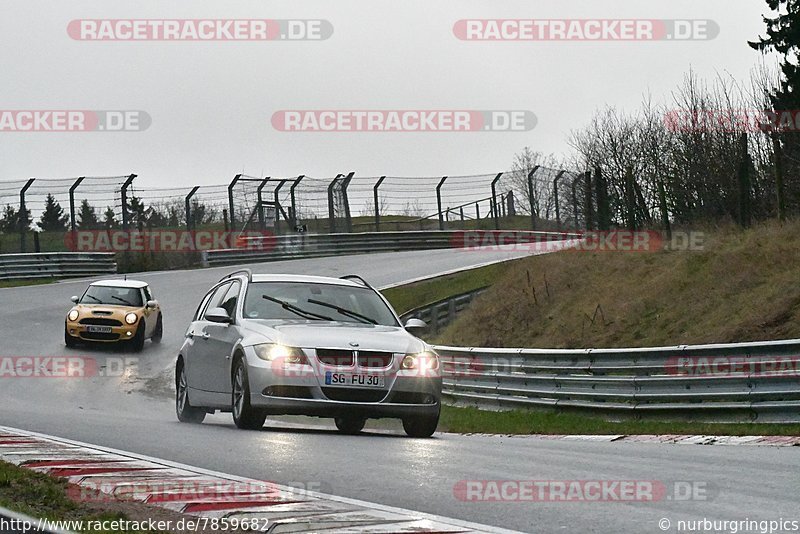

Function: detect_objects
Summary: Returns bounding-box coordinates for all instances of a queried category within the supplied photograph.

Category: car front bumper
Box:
[65,321,138,343]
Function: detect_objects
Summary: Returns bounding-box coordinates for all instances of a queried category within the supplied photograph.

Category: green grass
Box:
[0,461,171,533]
[381,260,516,315]
[439,405,800,436]
[0,278,55,288]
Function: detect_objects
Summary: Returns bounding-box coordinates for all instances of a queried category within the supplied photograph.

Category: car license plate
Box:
[325,372,385,388]
[86,326,112,333]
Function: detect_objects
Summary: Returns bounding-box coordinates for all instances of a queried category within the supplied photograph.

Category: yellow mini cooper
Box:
[64,279,163,352]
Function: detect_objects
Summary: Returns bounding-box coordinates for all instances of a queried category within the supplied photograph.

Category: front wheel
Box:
[335,417,366,435]
[232,358,266,430]
[129,322,145,352]
[64,324,78,348]
[176,362,205,423]
[402,408,440,438]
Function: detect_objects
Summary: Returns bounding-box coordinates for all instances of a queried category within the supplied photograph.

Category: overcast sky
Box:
[0,0,772,188]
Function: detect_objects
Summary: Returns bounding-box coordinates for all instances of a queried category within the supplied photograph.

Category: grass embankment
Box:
[0,278,54,288]
[435,220,800,348]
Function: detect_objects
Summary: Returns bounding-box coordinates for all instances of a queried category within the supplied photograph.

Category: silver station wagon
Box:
[175,270,442,437]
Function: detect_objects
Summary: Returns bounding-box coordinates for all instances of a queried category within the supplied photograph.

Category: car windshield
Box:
[81,285,143,307]
[243,282,398,326]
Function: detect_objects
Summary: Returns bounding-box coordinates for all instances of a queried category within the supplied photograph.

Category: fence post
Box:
[491,172,503,230]
[772,135,786,222]
[69,177,85,239]
[436,176,448,230]
[18,178,34,253]
[507,191,515,216]
[290,175,304,229]
[553,170,565,230]
[527,166,540,230]
[185,186,200,232]
[228,174,241,231]
[658,180,671,241]
[571,175,580,229]
[222,208,229,232]
[342,172,354,233]
[120,174,136,232]
[327,174,342,233]
[274,180,287,234]
[594,166,610,231]
[373,176,386,231]
[624,167,636,231]
[737,132,752,228]
[256,177,270,231]
[584,171,594,231]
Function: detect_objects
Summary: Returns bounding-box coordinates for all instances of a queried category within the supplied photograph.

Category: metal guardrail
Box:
[201,230,576,267]
[400,287,488,335]
[434,339,800,422]
[0,252,117,281]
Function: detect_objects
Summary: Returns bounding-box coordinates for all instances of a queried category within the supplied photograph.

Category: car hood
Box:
[71,304,144,318]
[241,320,426,353]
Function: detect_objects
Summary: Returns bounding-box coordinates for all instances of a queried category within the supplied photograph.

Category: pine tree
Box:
[77,199,99,229]
[0,205,17,232]
[103,207,117,229]
[38,194,69,231]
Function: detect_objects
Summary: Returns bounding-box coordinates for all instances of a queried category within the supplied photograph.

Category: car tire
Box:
[129,322,145,352]
[402,407,440,438]
[151,314,163,344]
[232,357,266,430]
[176,360,205,424]
[334,417,366,435]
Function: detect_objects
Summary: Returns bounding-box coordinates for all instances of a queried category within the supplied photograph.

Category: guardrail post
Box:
[527,166,540,230]
[342,172,355,233]
[68,177,85,244]
[120,174,136,232]
[553,170,565,230]
[185,186,200,232]
[228,174,242,231]
[256,177,270,231]
[491,172,503,230]
[18,178,34,253]
[373,176,386,231]
[436,176,448,230]
[327,174,343,233]
[290,175,304,229]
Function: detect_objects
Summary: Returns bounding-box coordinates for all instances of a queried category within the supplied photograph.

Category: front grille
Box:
[80,332,120,341]
[322,387,387,403]
[79,318,123,327]
[357,351,394,368]
[316,349,354,367]
[263,386,313,399]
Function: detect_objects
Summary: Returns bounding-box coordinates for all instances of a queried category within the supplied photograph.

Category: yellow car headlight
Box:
[254,344,307,364]
[68,309,79,321]
[125,313,138,325]
[402,350,440,372]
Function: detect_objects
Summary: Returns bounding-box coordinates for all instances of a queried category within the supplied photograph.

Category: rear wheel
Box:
[151,314,163,343]
[176,361,205,423]
[402,407,440,438]
[232,358,266,430]
[64,323,78,348]
[334,417,366,435]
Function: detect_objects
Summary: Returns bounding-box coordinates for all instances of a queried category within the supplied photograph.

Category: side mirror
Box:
[404,318,427,330]
[206,307,232,324]
[146,300,158,309]
[70,296,79,304]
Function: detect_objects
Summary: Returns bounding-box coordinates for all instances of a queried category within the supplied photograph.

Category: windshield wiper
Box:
[83,294,102,303]
[111,295,136,306]
[307,298,377,325]
[262,295,332,321]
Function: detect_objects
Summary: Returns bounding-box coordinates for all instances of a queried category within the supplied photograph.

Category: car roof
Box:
[90,279,148,289]
[248,274,362,287]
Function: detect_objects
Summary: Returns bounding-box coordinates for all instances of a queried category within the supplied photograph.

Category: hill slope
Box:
[436,221,800,348]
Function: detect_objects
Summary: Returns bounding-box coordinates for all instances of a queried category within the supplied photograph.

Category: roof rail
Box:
[340,274,373,289]
[219,268,253,283]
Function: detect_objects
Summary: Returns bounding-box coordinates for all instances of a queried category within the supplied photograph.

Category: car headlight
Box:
[254,344,308,364]
[125,313,138,325]
[402,350,440,372]
[68,309,79,321]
